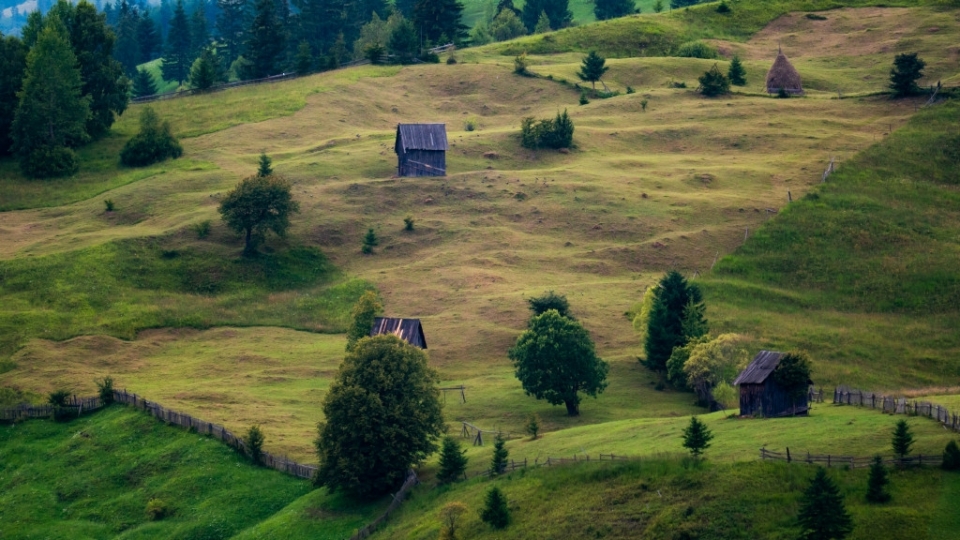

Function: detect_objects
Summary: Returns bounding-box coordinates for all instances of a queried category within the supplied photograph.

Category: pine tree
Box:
[865,456,891,503]
[189,46,224,90]
[387,17,418,64]
[414,0,468,45]
[698,63,730,97]
[942,440,960,471]
[644,271,705,372]
[345,290,383,351]
[593,0,634,21]
[533,10,551,33]
[670,0,697,8]
[681,416,713,458]
[577,50,608,90]
[295,39,313,73]
[161,0,193,85]
[120,106,183,166]
[0,33,28,157]
[12,17,92,178]
[243,0,287,79]
[133,67,158,96]
[113,1,142,75]
[293,0,346,66]
[797,468,854,540]
[653,0,663,12]
[728,54,746,86]
[892,419,914,461]
[490,433,509,475]
[889,53,925,98]
[521,0,571,33]
[329,31,347,67]
[137,14,161,61]
[256,151,273,176]
[190,7,209,57]
[69,0,130,139]
[216,0,250,66]
[480,486,510,529]
[437,436,468,483]
[246,425,265,464]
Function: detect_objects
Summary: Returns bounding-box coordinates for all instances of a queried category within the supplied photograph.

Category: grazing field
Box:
[0,406,381,539]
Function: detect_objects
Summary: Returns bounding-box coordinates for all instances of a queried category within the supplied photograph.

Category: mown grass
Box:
[0,406,382,539]
[382,454,960,539]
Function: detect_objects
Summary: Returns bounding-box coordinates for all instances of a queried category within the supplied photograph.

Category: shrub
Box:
[777,87,790,99]
[480,486,510,529]
[716,0,731,12]
[362,228,379,254]
[698,64,731,97]
[943,440,960,470]
[120,107,183,167]
[420,51,440,63]
[676,41,718,59]
[626,85,635,94]
[439,502,468,540]
[525,414,541,439]
[48,389,70,407]
[520,110,574,150]
[192,220,212,239]
[464,116,480,131]
[20,145,80,178]
[527,291,572,319]
[513,52,529,75]
[145,498,170,520]
[669,81,687,89]
[805,13,827,20]
[365,43,386,65]
[95,376,114,405]
[641,99,648,111]
[104,199,115,212]
[403,216,415,231]
[446,55,457,65]
[246,425,265,465]
[579,92,590,105]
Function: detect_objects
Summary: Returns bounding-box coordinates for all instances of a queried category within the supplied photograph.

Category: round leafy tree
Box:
[509,309,608,416]
[218,174,300,255]
[120,107,183,167]
[314,335,444,500]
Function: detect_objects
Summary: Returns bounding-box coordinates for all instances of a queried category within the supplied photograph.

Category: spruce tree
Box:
[698,63,730,97]
[865,456,891,503]
[527,291,571,319]
[12,17,92,178]
[593,0,634,21]
[797,468,854,540]
[246,425,265,464]
[727,54,746,86]
[256,151,273,176]
[133,67,158,97]
[681,416,713,458]
[293,0,346,67]
[361,227,379,254]
[414,0,468,45]
[533,10,551,33]
[161,0,193,85]
[892,419,914,461]
[942,440,960,471]
[653,0,663,12]
[388,17,418,64]
[480,486,510,529]
[137,14,161,61]
[490,433,508,475]
[216,0,250,66]
[243,0,287,79]
[113,0,142,75]
[295,39,313,73]
[577,50,608,90]
[521,0,571,33]
[437,436,468,483]
[0,33,28,157]
[345,291,383,351]
[644,271,705,372]
[889,53,925,98]
[190,7,210,57]
[120,106,183,166]
[189,46,224,90]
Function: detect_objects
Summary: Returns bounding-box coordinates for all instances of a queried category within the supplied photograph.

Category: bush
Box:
[525,414,541,439]
[520,110,574,150]
[676,41,718,59]
[942,440,960,470]
[420,51,440,63]
[120,107,183,167]
[95,376,114,405]
[716,0,730,12]
[626,85,635,94]
[403,216,415,231]
[513,53,529,75]
[145,498,170,520]
[446,55,457,65]
[805,13,827,20]
[362,228,379,254]
[104,199,115,212]
[464,116,480,131]
[480,486,510,528]
[579,92,590,105]
[641,99,649,111]
[698,64,731,97]
[527,291,572,319]
[246,425,265,465]
[669,81,687,89]
[439,502,468,539]
[20,145,79,178]
[192,220,212,239]
[777,87,790,99]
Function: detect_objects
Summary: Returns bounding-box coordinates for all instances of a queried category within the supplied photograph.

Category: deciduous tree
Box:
[218,173,300,255]
[345,290,383,351]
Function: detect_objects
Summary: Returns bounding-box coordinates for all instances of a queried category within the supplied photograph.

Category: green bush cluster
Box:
[120,107,183,167]
[676,41,718,59]
[520,110,574,149]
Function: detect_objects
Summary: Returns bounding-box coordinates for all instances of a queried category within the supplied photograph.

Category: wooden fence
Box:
[350,469,419,540]
[460,421,519,446]
[832,386,960,433]
[760,448,934,469]
[0,395,105,422]
[466,452,637,478]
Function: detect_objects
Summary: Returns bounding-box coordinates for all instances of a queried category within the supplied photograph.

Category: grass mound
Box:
[0,406,381,539]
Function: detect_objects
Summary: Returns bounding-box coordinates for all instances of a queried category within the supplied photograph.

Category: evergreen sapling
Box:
[728,55,746,86]
[865,456,891,503]
[490,433,509,474]
[682,416,713,458]
[480,486,510,528]
[437,436,468,483]
[797,468,854,540]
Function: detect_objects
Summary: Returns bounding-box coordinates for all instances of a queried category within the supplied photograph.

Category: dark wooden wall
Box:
[398,149,446,177]
[739,380,809,417]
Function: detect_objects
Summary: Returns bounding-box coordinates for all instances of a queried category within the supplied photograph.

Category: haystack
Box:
[765,47,804,95]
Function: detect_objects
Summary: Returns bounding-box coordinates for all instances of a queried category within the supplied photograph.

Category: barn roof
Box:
[765,48,804,95]
[396,124,449,152]
[733,350,784,385]
[370,317,428,349]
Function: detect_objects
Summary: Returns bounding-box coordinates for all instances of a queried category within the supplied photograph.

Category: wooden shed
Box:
[369,317,428,349]
[733,350,810,417]
[394,123,448,177]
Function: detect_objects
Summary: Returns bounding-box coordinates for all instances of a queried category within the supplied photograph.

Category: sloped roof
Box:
[733,350,784,385]
[396,124,449,152]
[765,49,804,95]
[369,317,427,349]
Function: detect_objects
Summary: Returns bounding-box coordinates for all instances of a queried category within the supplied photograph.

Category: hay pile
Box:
[765,48,804,95]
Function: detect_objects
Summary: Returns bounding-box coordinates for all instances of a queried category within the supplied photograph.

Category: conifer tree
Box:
[12,17,91,177]
[525,414,540,439]
[162,0,193,85]
[480,486,510,529]
[490,433,509,475]
[256,151,273,176]
[345,290,383,351]
[295,39,313,73]
[243,0,287,79]
[361,227,379,254]
[644,271,706,373]
[190,7,210,57]
[137,14,161,61]
[189,46,224,90]
[577,50,608,90]
[889,53,925,98]
[942,440,960,471]
[133,67,158,97]
[437,436,468,483]
[217,0,250,65]
[892,419,914,462]
[698,63,730,97]
[527,291,571,319]
[414,0,468,45]
[388,17,418,63]
[728,54,746,86]
[113,1,142,75]
[593,0,634,21]
[865,456,891,503]
[797,468,854,540]
[0,33,28,157]
[533,10,551,33]
[521,0,570,33]
[681,416,713,458]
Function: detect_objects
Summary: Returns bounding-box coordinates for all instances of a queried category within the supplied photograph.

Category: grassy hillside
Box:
[0,406,381,539]
[703,101,960,388]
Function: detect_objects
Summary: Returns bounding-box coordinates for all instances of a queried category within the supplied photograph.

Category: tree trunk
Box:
[243,227,255,256]
[565,399,579,416]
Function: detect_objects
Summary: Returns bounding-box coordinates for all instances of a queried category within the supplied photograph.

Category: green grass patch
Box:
[0,406,382,539]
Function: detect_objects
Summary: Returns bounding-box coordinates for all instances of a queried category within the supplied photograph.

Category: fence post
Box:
[786,447,791,463]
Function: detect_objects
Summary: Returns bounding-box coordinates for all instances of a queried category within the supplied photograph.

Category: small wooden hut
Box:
[733,350,810,417]
[394,124,448,177]
[765,47,804,96]
[369,317,428,349]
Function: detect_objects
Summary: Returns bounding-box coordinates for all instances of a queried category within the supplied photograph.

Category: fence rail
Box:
[760,448,933,468]
[833,386,960,433]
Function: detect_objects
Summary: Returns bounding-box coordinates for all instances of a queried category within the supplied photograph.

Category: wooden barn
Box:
[765,47,804,96]
[394,123,448,177]
[369,317,428,349]
[733,350,810,417]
